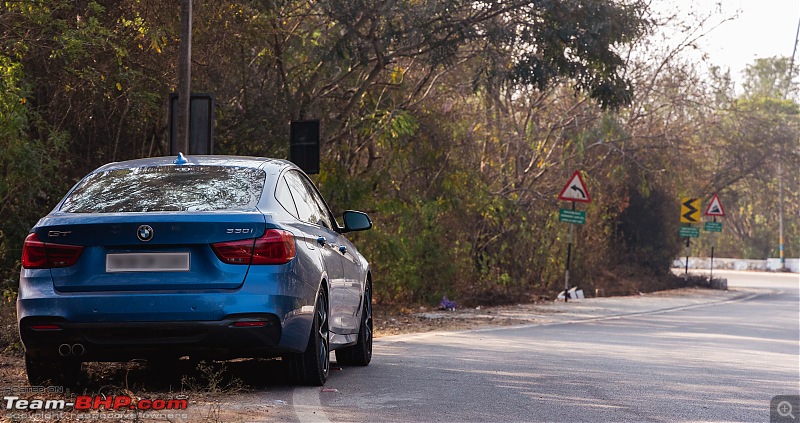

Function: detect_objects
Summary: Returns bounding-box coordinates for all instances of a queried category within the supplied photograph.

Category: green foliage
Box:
[501,0,647,109]
[0,0,794,309]
[742,57,799,100]
[0,53,70,290]
[612,185,681,274]
[693,62,800,260]
[366,198,464,304]
[0,56,28,137]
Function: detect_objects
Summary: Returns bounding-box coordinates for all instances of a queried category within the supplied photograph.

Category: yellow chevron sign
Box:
[680,198,701,223]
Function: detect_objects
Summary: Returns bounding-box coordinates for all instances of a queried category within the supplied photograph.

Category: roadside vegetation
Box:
[0,1,797,317]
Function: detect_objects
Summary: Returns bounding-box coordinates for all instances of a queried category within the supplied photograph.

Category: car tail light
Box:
[211,229,296,265]
[21,233,84,269]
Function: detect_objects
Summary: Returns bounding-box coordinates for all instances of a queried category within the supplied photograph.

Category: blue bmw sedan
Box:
[17,155,373,386]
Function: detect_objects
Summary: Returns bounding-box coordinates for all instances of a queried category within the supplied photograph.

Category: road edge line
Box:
[376,290,767,343]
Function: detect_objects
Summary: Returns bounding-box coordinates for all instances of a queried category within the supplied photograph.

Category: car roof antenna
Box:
[174,152,188,165]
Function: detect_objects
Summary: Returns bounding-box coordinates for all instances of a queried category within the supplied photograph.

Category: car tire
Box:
[335,280,372,366]
[25,353,81,388]
[288,288,330,386]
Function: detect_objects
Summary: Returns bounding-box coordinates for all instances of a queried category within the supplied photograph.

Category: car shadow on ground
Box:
[76,357,295,394]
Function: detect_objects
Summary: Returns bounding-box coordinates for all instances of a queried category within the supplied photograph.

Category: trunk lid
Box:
[35,212,267,292]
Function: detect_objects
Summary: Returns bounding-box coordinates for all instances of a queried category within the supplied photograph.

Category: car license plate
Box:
[106,252,190,272]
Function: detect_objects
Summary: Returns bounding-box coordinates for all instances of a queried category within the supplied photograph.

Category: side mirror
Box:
[342,210,372,233]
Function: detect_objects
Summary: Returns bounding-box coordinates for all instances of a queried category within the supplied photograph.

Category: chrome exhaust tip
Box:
[71,343,85,356]
[58,344,72,356]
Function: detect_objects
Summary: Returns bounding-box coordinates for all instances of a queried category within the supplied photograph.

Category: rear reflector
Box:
[231,321,268,328]
[30,324,62,330]
[22,233,84,269]
[211,229,296,265]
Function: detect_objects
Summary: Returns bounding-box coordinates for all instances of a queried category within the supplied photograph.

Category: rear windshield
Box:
[60,166,266,213]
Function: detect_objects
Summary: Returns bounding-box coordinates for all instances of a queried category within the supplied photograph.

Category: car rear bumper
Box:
[17,290,316,359]
[19,314,289,361]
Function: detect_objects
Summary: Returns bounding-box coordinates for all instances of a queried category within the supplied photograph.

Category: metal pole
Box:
[684,236,690,281]
[779,16,797,271]
[710,217,715,283]
[564,202,575,302]
[178,0,192,154]
[778,149,785,270]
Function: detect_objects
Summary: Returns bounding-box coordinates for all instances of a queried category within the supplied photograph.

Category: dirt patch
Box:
[585,267,709,296]
[373,304,542,337]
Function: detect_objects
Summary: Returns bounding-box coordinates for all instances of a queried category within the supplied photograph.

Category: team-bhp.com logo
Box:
[4,395,188,411]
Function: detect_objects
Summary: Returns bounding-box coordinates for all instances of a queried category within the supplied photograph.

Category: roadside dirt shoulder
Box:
[374,287,744,337]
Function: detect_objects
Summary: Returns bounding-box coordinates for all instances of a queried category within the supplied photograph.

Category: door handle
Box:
[338,245,347,254]
[317,236,326,246]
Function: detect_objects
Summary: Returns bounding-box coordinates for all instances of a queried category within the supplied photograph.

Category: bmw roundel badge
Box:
[137,225,154,242]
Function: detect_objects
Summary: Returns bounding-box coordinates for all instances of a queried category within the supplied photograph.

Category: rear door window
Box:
[275,176,299,219]
[61,166,266,213]
[284,170,332,229]
[301,177,336,230]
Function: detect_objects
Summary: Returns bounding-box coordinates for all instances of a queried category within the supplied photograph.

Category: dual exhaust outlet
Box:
[58,343,85,357]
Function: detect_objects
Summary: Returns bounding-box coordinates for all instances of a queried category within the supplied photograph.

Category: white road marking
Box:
[293,386,332,423]
[377,290,763,344]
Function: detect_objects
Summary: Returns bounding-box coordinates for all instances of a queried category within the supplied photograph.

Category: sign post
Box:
[177,0,192,154]
[684,235,690,280]
[169,93,215,154]
[680,197,701,280]
[565,202,575,302]
[558,171,591,302]
[290,120,321,174]
[710,218,716,282]
[704,193,726,283]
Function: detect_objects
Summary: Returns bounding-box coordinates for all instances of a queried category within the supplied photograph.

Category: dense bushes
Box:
[0,1,797,307]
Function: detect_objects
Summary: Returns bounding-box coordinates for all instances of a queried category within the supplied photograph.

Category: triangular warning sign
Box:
[558,171,591,203]
[704,194,725,217]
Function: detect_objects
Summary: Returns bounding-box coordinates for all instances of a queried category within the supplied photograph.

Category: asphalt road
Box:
[262,271,799,422]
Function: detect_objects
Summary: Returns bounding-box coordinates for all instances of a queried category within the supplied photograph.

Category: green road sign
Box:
[679,226,700,238]
[559,209,586,225]
[704,222,722,232]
